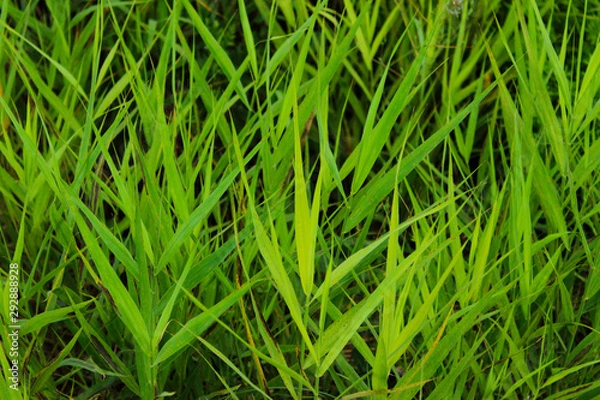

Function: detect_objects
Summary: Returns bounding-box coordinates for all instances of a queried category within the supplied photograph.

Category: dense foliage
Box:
[1,0,599,398]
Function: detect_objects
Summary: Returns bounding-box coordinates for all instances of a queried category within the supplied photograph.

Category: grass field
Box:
[1,0,599,398]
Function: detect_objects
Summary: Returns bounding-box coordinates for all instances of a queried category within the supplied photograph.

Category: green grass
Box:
[1,0,599,398]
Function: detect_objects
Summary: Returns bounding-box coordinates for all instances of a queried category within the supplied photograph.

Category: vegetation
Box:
[1,0,599,398]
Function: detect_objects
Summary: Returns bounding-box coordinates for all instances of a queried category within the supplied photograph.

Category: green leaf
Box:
[154,284,251,365]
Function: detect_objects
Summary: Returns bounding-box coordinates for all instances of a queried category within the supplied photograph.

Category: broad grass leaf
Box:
[251,208,317,363]
[20,301,92,336]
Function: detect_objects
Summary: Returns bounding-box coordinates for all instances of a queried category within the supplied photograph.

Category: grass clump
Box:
[1,0,599,398]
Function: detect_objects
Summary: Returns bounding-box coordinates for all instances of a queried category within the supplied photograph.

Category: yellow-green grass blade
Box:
[369,4,401,61]
[193,333,273,399]
[20,301,91,336]
[154,231,248,316]
[238,0,258,78]
[528,0,572,117]
[315,57,346,203]
[291,39,321,296]
[1,37,81,133]
[316,198,453,300]
[572,40,600,136]
[427,325,493,398]
[258,9,319,90]
[307,231,451,375]
[273,6,316,143]
[0,22,88,102]
[30,330,82,395]
[61,186,139,280]
[156,167,239,273]
[485,37,570,248]
[0,336,21,399]
[388,240,462,367]
[152,254,195,352]
[341,0,372,71]
[63,188,151,356]
[180,0,250,109]
[545,381,600,400]
[372,172,401,393]
[251,207,318,366]
[276,0,296,27]
[344,74,500,232]
[470,180,507,302]
[514,0,568,174]
[351,24,421,194]
[280,12,319,295]
[293,136,321,297]
[252,297,300,399]
[199,289,314,391]
[394,289,510,399]
[290,4,370,154]
[573,136,600,191]
[510,129,535,317]
[153,283,251,366]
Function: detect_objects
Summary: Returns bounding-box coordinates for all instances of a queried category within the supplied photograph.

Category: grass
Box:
[0,0,599,398]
